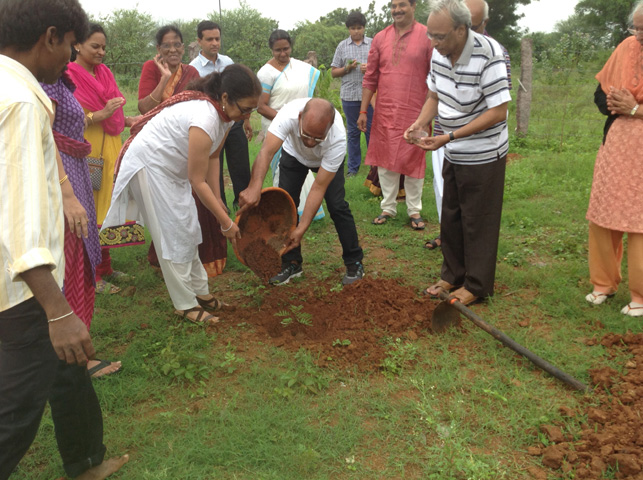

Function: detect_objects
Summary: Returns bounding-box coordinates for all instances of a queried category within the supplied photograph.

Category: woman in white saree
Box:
[257,29,324,220]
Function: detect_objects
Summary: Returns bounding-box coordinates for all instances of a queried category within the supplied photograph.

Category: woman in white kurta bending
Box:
[103,64,261,324]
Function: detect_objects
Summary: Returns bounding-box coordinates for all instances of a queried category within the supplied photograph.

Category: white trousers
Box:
[129,170,209,310]
[432,147,445,222]
[379,167,424,217]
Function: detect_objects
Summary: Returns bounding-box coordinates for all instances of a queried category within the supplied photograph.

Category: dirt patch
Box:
[532,333,643,478]
[216,277,436,371]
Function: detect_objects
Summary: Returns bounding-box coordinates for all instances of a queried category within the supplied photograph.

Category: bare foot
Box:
[75,455,129,479]
[87,360,122,378]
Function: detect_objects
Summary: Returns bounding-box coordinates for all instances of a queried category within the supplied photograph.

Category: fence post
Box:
[516,37,533,136]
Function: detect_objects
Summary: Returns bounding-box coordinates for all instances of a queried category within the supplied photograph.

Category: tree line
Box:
[95,0,635,89]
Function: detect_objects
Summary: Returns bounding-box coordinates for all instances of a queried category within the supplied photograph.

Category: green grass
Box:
[12,63,639,479]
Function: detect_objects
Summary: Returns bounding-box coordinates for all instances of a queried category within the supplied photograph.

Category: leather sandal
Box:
[175,306,219,325]
[424,236,441,250]
[422,279,458,297]
[197,295,230,312]
[451,287,480,306]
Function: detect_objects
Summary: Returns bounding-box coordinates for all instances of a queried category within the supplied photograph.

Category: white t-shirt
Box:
[268,97,346,173]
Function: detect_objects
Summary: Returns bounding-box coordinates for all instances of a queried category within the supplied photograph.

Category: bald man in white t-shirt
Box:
[239,98,364,286]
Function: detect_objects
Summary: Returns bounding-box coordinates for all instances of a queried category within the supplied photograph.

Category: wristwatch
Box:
[448,131,455,142]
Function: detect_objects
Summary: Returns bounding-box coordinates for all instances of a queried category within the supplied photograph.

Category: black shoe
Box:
[346,172,358,178]
[342,262,364,285]
[269,263,303,285]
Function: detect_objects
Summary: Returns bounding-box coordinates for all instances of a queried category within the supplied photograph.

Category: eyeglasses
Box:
[427,29,454,42]
[628,26,643,35]
[299,119,328,144]
[234,101,257,116]
[160,42,184,51]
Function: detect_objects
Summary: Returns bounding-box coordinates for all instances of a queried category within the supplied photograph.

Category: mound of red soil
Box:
[223,277,437,371]
[531,333,643,478]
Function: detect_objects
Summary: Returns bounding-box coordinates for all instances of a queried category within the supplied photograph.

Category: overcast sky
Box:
[79,0,578,34]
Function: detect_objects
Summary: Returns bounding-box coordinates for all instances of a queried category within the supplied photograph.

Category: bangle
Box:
[220,220,234,232]
[359,111,367,114]
[59,174,68,186]
[149,93,161,103]
[86,111,94,125]
[48,311,74,323]
[631,104,639,116]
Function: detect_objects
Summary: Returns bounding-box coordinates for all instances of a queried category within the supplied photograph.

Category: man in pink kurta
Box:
[358,0,432,229]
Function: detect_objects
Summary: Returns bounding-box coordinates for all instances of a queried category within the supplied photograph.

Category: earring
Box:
[222,104,226,112]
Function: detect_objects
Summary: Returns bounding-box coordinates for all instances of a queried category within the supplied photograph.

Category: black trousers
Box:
[0,298,105,479]
[218,121,251,208]
[278,149,363,266]
[440,156,506,297]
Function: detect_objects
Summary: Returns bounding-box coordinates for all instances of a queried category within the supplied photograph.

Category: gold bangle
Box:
[86,111,94,125]
[149,93,161,103]
[59,174,69,186]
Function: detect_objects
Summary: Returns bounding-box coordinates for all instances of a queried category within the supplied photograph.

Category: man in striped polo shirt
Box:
[425,0,512,252]
[405,0,511,305]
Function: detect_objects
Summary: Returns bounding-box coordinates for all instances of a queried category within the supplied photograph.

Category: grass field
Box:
[13,63,640,480]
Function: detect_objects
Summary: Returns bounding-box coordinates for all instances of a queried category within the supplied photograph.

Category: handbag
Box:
[87,132,105,191]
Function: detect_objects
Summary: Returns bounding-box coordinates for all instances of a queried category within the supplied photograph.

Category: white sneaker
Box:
[621,302,643,317]
[585,291,614,305]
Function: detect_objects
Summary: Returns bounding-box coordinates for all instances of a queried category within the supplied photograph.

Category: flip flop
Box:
[175,306,219,325]
[424,236,441,250]
[372,213,393,225]
[88,359,122,378]
[585,291,615,305]
[95,279,120,295]
[410,216,426,230]
[621,302,643,317]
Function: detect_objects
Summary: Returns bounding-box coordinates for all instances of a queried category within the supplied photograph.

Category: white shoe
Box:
[621,302,643,317]
[585,291,614,305]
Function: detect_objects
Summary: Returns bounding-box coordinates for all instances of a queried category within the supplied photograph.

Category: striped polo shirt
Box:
[428,30,511,165]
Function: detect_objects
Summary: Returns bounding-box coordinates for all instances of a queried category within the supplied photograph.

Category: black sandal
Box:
[197,296,229,312]
[424,236,441,250]
[175,306,219,325]
[372,213,393,225]
[410,217,426,230]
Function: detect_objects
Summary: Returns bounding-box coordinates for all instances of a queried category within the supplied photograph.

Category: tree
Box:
[215,1,278,71]
[290,21,347,67]
[100,9,157,87]
[485,0,532,54]
[574,0,634,47]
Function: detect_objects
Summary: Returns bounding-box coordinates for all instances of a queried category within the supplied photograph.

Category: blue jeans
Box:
[342,100,373,174]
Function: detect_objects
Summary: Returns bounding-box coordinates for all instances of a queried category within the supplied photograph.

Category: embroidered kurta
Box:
[362,22,432,179]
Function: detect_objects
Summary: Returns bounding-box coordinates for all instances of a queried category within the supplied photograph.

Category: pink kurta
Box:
[363,22,432,179]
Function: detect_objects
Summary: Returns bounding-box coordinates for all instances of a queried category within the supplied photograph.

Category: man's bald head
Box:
[465,0,488,33]
[299,98,335,147]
